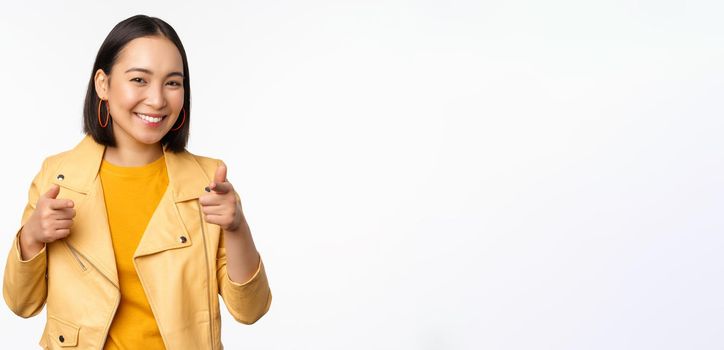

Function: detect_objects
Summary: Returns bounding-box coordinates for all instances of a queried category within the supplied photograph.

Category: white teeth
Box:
[136,113,163,123]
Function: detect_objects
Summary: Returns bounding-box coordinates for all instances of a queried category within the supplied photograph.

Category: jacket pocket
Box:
[47,316,80,347]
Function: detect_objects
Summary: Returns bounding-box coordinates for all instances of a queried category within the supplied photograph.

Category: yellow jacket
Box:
[3,135,272,349]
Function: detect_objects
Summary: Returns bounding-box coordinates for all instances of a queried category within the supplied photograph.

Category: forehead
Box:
[113,36,183,74]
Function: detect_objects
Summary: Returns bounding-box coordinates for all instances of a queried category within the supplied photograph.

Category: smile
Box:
[134,112,166,125]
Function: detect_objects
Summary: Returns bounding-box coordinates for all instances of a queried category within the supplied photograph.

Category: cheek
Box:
[109,84,143,112]
[168,90,185,108]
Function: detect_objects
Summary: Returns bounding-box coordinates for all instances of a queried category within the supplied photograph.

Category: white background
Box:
[1,1,723,349]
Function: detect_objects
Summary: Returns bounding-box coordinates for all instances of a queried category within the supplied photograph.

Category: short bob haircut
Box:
[83,14,190,153]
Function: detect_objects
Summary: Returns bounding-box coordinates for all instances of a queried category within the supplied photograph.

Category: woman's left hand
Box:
[199,163,245,233]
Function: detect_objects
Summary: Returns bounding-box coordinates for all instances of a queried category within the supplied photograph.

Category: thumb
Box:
[214,164,227,184]
[43,184,60,199]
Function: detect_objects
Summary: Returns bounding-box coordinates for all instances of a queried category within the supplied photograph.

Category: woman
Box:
[2,15,271,349]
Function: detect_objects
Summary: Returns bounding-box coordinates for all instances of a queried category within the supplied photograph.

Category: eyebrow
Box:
[125,67,184,78]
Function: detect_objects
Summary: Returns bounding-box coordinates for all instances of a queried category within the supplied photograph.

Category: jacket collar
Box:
[54,135,209,288]
[58,134,209,202]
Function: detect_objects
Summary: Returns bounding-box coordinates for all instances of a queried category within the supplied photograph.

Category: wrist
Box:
[224,217,250,236]
[19,226,43,250]
[18,226,44,261]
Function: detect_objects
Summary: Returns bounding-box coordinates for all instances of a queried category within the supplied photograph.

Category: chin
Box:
[131,132,166,146]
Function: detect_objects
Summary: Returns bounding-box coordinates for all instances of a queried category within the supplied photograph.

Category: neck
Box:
[104,140,164,167]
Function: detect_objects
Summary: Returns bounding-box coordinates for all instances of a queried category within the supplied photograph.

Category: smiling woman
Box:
[94,36,186,163]
[82,16,192,158]
[2,14,271,350]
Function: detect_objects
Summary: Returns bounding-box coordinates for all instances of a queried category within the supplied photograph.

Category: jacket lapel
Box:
[53,135,211,286]
[134,150,210,258]
[53,135,118,287]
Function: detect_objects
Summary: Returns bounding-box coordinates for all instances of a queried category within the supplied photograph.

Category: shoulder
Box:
[35,147,79,181]
[34,135,101,177]
[187,151,221,168]
[179,149,224,179]
[42,149,74,170]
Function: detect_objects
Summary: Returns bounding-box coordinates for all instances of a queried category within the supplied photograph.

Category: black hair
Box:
[82,14,190,152]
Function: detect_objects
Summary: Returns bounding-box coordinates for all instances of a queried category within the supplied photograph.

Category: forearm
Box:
[4,229,48,318]
[223,217,261,284]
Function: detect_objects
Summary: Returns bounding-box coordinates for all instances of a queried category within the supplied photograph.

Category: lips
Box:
[134,112,166,124]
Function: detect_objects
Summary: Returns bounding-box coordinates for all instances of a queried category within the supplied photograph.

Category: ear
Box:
[94,69,109,100]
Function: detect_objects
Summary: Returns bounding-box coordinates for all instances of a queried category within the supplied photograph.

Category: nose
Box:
[144,82,166,110]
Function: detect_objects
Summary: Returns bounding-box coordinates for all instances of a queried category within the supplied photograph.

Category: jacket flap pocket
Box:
[48,316,79,347]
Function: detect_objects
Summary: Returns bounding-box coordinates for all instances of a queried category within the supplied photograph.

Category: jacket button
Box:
[59,335,65,343]
[179,236,187,243]
[56,174,65,181]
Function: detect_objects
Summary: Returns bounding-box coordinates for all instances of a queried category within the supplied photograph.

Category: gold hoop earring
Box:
[98,99,110,128]
[171,108,186,131]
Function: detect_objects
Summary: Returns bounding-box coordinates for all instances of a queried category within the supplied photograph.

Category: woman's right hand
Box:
[18,184,75,260]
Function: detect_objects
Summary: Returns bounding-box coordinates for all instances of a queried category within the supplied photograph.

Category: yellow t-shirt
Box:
[100,155,168,350]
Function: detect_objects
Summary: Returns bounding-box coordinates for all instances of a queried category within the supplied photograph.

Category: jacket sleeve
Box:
[3,158,49,318]
[216,229,272,325]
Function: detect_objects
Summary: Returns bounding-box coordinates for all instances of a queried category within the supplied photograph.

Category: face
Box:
[94,36,185,148]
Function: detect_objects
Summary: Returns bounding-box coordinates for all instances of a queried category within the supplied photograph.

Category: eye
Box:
[131,77,146,84]
[167,81,182,87]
